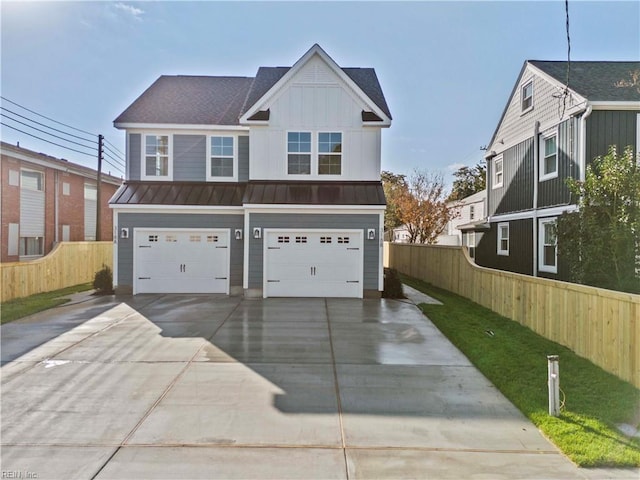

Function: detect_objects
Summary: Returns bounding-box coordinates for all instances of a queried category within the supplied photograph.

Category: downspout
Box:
[579,103,593,182]
[532,121,540,277]
[54,170,59,244]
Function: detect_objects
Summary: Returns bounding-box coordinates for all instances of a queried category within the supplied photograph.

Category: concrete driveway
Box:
[1,294,630,479]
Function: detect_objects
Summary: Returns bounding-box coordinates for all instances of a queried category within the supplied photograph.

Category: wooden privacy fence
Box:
[385,242,640,388]
[1,242,113,302]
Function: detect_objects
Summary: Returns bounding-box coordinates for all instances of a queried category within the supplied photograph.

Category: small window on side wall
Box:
[497,222,509,256]
[540,132,558,181]
[539,218,558,273]
[492,156,504,189]
[522,81,533,112]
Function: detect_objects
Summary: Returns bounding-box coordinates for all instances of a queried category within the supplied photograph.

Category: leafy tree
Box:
[556,146,640,293]
[448,163,486,201]
[381,170,407,233]
[395,169,459,244]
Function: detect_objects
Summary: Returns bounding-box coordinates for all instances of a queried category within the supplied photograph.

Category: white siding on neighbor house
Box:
[249,55,382,181]
[491,65,584,154]
[437,191,486,246]
[84,183,97,240]
[20,188,44,237]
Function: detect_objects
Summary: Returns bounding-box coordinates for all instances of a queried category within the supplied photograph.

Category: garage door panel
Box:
[265,230,363,298]
[134,229,229,294]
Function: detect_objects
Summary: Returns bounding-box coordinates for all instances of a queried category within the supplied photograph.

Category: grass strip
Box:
[401,274,640,468]
[1,283,93,324]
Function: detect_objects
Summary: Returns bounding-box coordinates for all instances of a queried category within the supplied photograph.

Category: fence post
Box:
[547,355,560,416]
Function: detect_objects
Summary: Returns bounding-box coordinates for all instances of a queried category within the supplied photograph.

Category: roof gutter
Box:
[579,103,593,182]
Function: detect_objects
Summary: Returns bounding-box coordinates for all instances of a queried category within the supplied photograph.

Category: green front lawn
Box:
[401,274,640,468]
[1,283,93,324]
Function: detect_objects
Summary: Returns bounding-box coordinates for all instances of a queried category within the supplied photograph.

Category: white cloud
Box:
[114,3,144,20]
[446,162,466,173]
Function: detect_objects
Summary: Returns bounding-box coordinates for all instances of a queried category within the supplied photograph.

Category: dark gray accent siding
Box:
[238,136,249,182]
[248,213,381,291]
[128,133,141,181]
[476,218,533,275]
[488,138,534,216]
[586,110,638,165]
[117,213,244,288]
[538,117,579,208]
[174,135,206,181]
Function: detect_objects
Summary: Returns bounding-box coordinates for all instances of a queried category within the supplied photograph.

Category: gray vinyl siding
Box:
[537,117,579,208]
[174,135,206,181]
[238,136,249,182]
[117,213,244,288]
[19,188,45,237]
[248,213,380,290]
[585,110,638,165]
[476,218,533,275]
[128,133,141,181]
[488,138,534,216]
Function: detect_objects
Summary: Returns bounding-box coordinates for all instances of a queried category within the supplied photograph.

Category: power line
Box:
[0,96,97,137]
[104,138,125,156]
[1,122,98,158]
[103,150,126,168]
[0,106,96,144]
[103,157,125,174]
[1,113,98,153]
[103,143,125,163]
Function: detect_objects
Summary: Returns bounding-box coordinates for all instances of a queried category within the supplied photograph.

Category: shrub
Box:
[382,268,404,298]
[93,265,114,294]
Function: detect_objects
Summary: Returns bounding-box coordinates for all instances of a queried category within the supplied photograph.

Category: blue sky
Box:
[1,1,639,183]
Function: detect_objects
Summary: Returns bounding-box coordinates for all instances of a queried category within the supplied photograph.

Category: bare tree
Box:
[396,169,458,244]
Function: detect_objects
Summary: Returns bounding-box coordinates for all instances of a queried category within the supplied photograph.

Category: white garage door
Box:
[134,228,229,294]
[264,230,363,298]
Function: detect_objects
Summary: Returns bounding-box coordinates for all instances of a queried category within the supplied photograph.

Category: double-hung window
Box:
[209,136,235,180]
[521,80,533,112]
[539,218,558,273]
[144,135,170,179]
[540,131,558,180]
[492,156,503,189]
[497,222,509,256]
[19,237,43,256]
[287,132,311,175]
[318,132,342,175]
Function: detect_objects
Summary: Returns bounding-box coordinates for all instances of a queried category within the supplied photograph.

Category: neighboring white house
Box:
[436,189,486,246]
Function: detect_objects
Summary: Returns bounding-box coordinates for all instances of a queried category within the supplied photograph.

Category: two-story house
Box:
[1,141,121,262]
[436,189,486,256]
[477,61,639,279]
[109,45,391,298]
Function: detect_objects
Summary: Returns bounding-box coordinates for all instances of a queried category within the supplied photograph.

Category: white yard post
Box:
[547,355,560,416]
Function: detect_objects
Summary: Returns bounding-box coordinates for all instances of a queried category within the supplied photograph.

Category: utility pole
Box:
[96,134,103,241]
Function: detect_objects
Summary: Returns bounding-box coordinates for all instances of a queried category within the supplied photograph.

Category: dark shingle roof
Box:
[530,61,640,101]
[114,54,392,126]
[114,76,253,125]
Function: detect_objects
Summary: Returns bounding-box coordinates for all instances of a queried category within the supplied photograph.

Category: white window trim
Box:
[492,155,504,189]
[20,168,44,192]
[285,130,345,178]
[521,80,534,114]
[539,129,559,182]
[497,222,509,256]
[286,130,313,177]
[141,134,173,181]
[206,134,238,182]
[538,218,558,273]
[317,131,343,177]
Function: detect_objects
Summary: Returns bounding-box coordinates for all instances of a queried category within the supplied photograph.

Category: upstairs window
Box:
[318,132,342,175]
[144,135,170,179]
[540,132,558,181]
[497,222,509,256]
[287,132,311,175]
[521,81,533,112]
[21,170,44,191]
[492,156,503,189]
[469,204,475,220]
[209,136,235,179]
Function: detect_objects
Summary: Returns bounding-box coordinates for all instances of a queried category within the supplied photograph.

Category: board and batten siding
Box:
[249,56,382,181]
[116,213,244,288]
[128,133,141,181]
[585,110,638,165]
[247,213,381,291]
[488,138,534,217]
[476,218,533,276]
[173,135,206,181]
[537,117,579,209]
